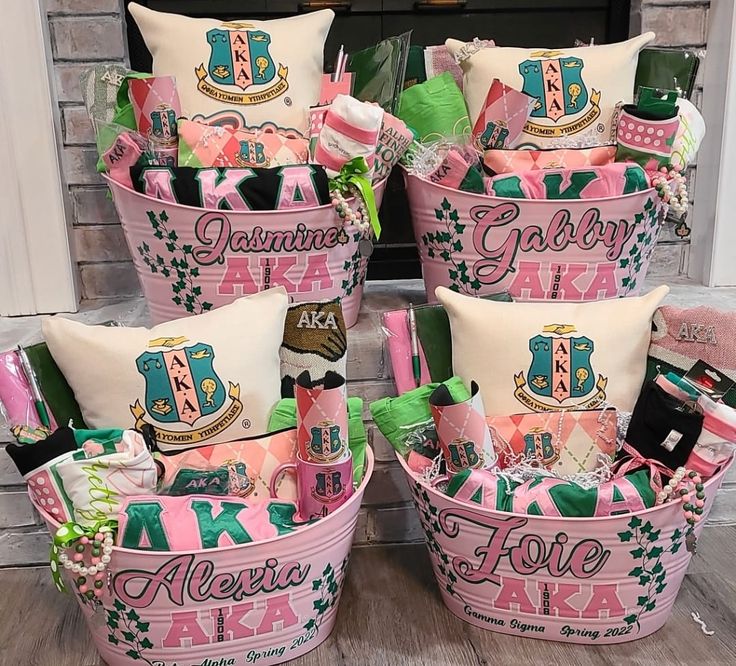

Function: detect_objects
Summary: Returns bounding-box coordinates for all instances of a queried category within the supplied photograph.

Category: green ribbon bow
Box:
[50,519,117,593]
[329,157,381,240]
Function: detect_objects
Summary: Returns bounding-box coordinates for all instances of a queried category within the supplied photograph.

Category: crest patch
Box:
[195,23,288,106]
[519,54,601,139]
[130,337,243,446]
[514,324,608,411]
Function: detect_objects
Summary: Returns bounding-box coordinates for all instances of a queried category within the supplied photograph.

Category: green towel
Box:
[369,377,470,455]
[268,397,367,485]
[398,72,471,143]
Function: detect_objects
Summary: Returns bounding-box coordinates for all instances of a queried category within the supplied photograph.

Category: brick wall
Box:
[47,1,709,297]
[47,0,140,300]
[635,0,709,277]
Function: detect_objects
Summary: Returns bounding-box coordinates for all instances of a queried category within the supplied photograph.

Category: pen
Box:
[408,303,421,388]
[17,345,51,429]
[332,45,344,83]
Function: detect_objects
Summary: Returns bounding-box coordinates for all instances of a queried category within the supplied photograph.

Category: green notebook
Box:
[635,48,700,100]
[25,342,87,429]
[415,292,513,383]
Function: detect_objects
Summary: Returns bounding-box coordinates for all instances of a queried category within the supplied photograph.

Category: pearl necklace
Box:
[651,164,688,217]
[655,467,705,529]
[330,185,374,257]
[57,528,114,600]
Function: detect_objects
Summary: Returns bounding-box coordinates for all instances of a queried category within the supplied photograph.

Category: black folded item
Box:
[5,427,77,477]
[623,381,703,469]
[130,164,331,211]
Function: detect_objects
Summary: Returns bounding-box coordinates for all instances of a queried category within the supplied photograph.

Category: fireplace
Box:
[124,0,631,280]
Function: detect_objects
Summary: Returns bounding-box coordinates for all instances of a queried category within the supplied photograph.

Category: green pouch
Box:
[398,72,471,143]
[268,397,367,485]
[414,292,513,383]
[348,32,411,114]
[95,71,152,172]
[635,48,700,100]
[25,342,87,429]
[369,377,471,455]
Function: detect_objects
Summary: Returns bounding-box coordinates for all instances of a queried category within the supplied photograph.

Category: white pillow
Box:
[446,33,654,149]
[128,3,334,134]
[437,285,669,416]
[42,289,288,451]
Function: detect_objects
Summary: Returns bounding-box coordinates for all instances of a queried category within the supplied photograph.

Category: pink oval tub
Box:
[398,453,731,644]
[106,177,387,327]
[37,448,374,665]
[405,172,666,303]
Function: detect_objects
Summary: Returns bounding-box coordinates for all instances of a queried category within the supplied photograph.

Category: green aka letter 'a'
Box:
[121,502,171,551]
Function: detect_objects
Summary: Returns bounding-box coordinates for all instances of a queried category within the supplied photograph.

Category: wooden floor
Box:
[2,528,735,665]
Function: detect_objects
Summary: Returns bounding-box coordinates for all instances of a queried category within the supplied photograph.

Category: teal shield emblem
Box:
[519,57,588,121]
[136,343,226,425]
[527,335,594,403]
[150,108,178,141]
[308,422,344,462]
[207,28,276,90]
[447,438,482,471]
[523,430,556,464]
[313,470,345,502]
[479,122,510,149]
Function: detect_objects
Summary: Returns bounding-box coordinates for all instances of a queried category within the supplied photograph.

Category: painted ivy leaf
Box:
[159,211,169,222]
[628,566,643,577]
[122,631,136,642]
[107,610,119,620]
[619,258,629,268]
[106,618,119,629]
[634,212,645,224]
[648,545,664,558]
[172,296,181,306]
[448,572,457,583]
[449,284,460,293]
[655,572,666,584]
[648,529,661,542]
[155,254,164,265]
[453,240,462,252]
[166,242,176,252]
[651,562,663,574]
[125,650,141,660]
[617,530,633,542]
[171,257,179,268]
[113,600,125,612]
[150,265,158,273]
[455,223,465,234]
[644,197,654,211]
[182,244,193,254]
[460,273,470,284]
[168,230,178,241]
[630,547,645,558]
[470,279,481,290]
[629,244,639,256]
[140,638,153,649]
[440,232,452,243]
[180,259,189,269]
[637,596,649,606]
[172,284,181,294]
[639,574,651,585]
[448,209,459,223]
[108,635,119,645]
[449,270,458,280]
[191,268,200,277]
[127,609,140,621]
[670,542,681,554]
[445,583,453,593]
[185,303,195,313]
[441,198,451,211]
[435,209,445,221]
[323,563,333,576]
[640,522,652,534]
[141,242,150,254]
[624,614,638,625]
[655,583,667,594]
[427,248,435,258]
[153,230,164,240]
[645,601,656,612]
[304,619,316,631]
[328,581,338,595]
[136,622,149,632]
[440,250,450,261]
[185,294,195,304]
[193,286,202,296]
[637,232,646,242]
[458,260,468,272]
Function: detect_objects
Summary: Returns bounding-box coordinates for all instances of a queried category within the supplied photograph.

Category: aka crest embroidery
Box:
[513,324,608,411]
[519,52,601,139]
[130,336,243,445]
[195,22,289,106]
